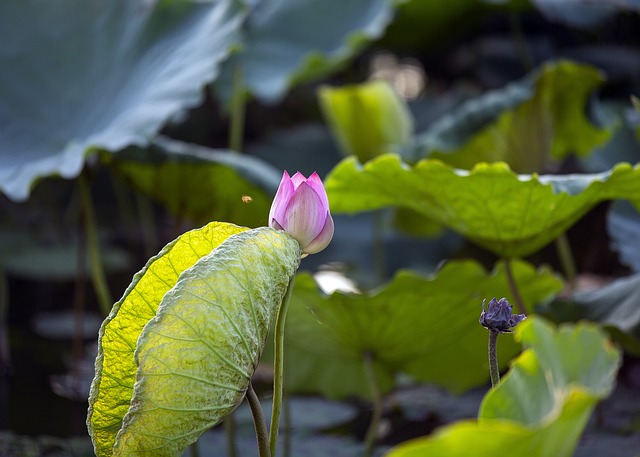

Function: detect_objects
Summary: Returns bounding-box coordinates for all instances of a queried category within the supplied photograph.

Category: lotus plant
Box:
[480,297,526,387]
[269,171,334,256]
[265,170,334,455]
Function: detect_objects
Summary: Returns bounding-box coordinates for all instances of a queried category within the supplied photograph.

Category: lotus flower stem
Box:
[229,63,246,153]
[78,173,112,315]
[503,259,527,315]
[480,298,526,387]
[247,383,271,457]
[488,330,500,387]
[363,351,383,457]
[555,233,577,289]
[269,275,296,456]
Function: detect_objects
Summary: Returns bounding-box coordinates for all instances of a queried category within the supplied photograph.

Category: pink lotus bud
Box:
[269,171,334,255]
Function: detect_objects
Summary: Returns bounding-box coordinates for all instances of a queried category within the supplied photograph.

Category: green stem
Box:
[229,63,246,153]
[555,233,577,289]
[363,351,383,457]
[269,276,296,456]
[78,173,112,316]
[488,331,500,387]
[503,259,527,315]
[247,383,271,457]
[224,414,238,457]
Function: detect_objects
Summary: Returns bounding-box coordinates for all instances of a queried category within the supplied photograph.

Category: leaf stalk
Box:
[555,233,577,289]
[503,259,527,315]
[78,172,113,315]
[363,351,383,457]
[229,63,246,153]
[269,275,296,455]
[247,383,271,457]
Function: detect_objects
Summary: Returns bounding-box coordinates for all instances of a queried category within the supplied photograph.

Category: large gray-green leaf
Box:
[582,103,640,173]
[402,61,611,172]
[0,0,243,201]
[283,260,563,399]
[570,274,640,353]
[608,201,640,272]
[88,223,301,456]
[532,0,628,28]
[325,154,640,257]
[386,318,621,457]
[216,0,395,103]
[108,137,281,227]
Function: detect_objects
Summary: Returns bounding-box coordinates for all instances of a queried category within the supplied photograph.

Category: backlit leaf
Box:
[284,260,562,399]
[405,61,611,172]
[88,222,247,456]
[386,318,620,457]
[319,80,414,161]
[325,154,640,257]
[88,223,301,456]
[108,137,281,227]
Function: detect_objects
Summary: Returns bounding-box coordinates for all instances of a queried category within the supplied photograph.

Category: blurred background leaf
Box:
[607,201,640,272]
[386,318,621,457]
[319,80,414,161]
[281,260,562,400]
[531,0,622,28]
[215,0,397,104]
[0,0,243,201]
[540,273,640,355]
[326,155,640,257]
[107,136,280,228]
[403,60,611,172]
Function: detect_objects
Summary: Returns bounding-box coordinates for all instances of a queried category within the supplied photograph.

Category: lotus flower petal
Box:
[283,181,327,247]
[291,171,307,188]
[269,170,333,255]
[305,172,330,211]
[480,297,526,333]
[303,212,334,255]
[269,171,294,227]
